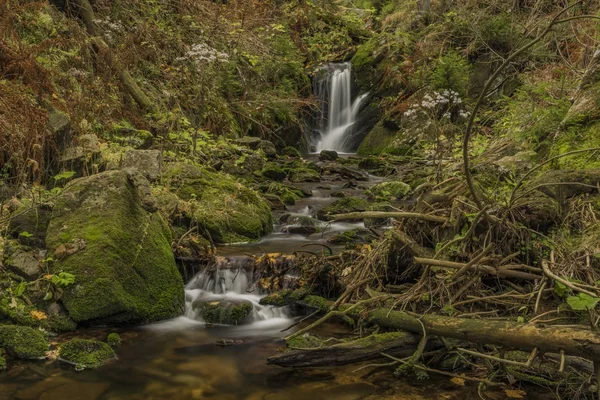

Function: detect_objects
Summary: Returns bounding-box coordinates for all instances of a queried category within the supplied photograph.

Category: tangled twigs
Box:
[541,260,599,298]
[380,353,504,387]
[457,347,538,368]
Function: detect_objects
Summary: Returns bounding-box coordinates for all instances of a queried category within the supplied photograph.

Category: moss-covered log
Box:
[268,332,427,368]
[331,211,447,224]
[362,308,600,362]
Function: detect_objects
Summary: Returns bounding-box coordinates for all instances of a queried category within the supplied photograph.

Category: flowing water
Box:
[0,68,511,399]
[0,156,546,399]
[314,63,368,153]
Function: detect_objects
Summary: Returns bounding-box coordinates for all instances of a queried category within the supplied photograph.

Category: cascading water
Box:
[183,257,291,326]
[315,63,368,153]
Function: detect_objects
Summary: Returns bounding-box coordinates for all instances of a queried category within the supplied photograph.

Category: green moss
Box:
[281,146,301,158]
[262,164,286,181]
[316,197,369,221]
[286,334,323,349]
[357,121,398,156]
[0,350,6,370]
[259,291,291,307]
[193,300,253,325]
[47,314,77,333]
[327,229,360,245]
[289,287,310,301]
[366,181,411,201]
[303,295,330,313]
[287,168,320,183]
[45,171,184,324]
[165,163,273,244]
[59,339,115,370]
[0,325,48,359]
[256,182,304,206]
[107,333,121,347]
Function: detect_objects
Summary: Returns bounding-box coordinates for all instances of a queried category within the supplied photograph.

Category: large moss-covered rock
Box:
[164,163,273,243]
[45,170,184,325]
[0,325,48,359]
[59,339,115,370]
[317,198,369,221]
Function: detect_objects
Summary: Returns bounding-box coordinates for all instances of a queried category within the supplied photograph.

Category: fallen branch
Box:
[360,307,600,361]
[541,261,599,298]
[413,257,542,280]
[332,212,447,224]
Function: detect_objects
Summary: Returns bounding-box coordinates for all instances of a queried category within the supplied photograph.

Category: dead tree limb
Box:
[332,212,447,224]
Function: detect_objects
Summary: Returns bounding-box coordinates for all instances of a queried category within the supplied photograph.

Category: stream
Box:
[0,157,479,400]
[0,64,483,400]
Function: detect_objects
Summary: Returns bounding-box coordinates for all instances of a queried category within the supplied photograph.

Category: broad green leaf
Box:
[567,293,600,311]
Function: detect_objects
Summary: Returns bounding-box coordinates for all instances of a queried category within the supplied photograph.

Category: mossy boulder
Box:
[366,181,411,201]
[59,339,116,370]
[258,140,278,159]
[316,198,369,221]
[261,165,286,181]
[192,300,253,325]
[284,216,320,235]
[165,163,273,243]
[45,170,184,325]
[0,325,48,359]
[288,168,320,183]
[281,146,302,158]
[319,150,338,161]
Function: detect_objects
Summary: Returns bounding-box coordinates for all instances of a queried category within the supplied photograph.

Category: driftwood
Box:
[332,211,447,224]
[268,332,431,368]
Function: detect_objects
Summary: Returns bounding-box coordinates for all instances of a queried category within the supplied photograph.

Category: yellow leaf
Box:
[505,390,527,399]
[30,310,48,320]
[450,377,465,386]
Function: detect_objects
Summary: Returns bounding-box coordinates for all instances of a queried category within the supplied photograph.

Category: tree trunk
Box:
[71,0,156,112]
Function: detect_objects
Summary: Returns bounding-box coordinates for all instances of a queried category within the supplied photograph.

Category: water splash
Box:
[183,257,291,325]
[315,63,368,153]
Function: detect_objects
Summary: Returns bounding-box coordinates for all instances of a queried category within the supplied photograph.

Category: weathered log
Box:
[332,211,447,224]
[413,257,542,280]
[268,332,429,368]
[360,308,600,362]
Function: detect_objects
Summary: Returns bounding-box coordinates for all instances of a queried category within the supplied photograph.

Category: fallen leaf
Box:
[450,377,465,386]
[30,310,48,320]
[505,389,527,399]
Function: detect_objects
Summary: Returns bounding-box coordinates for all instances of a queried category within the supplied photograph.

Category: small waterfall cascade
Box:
[314,63,368,153]
[184,257,291,325]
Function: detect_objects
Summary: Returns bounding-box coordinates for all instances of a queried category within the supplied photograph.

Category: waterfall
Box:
[315,63,368,153]
[183,256,291,325]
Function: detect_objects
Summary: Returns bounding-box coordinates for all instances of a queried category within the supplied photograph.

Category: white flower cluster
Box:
[68,68,89,79]
[403,90,470,121]
[93,17,124,33]
[175,43,229,65]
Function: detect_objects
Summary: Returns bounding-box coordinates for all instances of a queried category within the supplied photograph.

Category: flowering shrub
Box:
[175,43,230,65]
[403,90,470,122]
